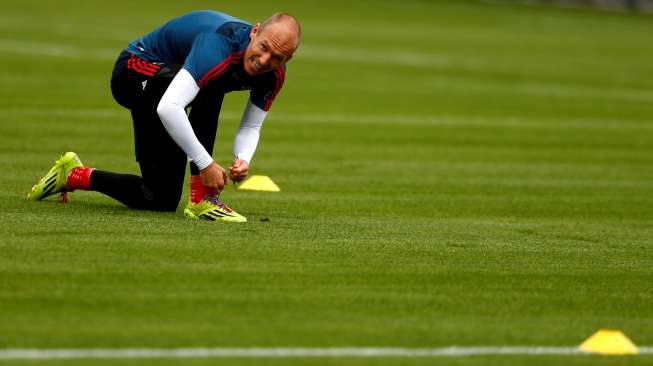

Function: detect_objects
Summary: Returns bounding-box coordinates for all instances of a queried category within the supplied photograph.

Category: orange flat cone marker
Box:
[238,175,280,192]
[579,329,638,355]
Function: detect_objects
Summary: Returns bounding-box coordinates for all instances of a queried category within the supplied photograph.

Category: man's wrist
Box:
[194,154,214,171]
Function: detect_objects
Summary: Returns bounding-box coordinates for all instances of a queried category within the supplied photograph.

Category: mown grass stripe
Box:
[3,346,652,360]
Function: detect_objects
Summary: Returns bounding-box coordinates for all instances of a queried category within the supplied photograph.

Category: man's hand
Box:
[229,159,249,182]
[199,162,227,192]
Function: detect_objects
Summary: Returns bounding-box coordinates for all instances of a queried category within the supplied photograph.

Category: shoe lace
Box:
[203,195,233,213]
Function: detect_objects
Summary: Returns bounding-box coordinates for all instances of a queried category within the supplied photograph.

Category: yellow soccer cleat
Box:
[184,195,247,223]
[27,152,83,201]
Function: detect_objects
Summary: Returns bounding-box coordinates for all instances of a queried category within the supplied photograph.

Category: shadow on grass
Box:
[20,198,186,220]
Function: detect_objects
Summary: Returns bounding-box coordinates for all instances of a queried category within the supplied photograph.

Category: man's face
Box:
[243,23,295,76]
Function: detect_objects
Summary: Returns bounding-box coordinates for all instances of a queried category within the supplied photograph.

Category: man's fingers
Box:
[227,159,248,182]
[230,166,247,174]
[231,171,247,182]
[215,174,225,191]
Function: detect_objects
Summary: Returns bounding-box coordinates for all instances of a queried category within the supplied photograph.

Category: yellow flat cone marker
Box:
[579,329,639,355]
[238,175,280,192]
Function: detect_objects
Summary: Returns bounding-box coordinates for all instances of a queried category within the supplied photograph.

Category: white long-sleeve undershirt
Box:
[233,99,266,164]
[156,68,266,170]
[156,68,212,169]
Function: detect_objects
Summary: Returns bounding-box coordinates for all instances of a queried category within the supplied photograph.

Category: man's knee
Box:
[150,196,181,212]
[139,185,181,212]
[137,159,186,212]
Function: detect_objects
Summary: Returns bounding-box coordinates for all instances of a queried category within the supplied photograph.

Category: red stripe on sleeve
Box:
[197,52,243,88]
[263,67,285,112]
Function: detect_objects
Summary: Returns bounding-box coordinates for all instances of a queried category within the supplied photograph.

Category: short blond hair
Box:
[260,12,301,48]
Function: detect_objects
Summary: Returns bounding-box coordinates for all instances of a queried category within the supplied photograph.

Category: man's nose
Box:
[259,53,271,66]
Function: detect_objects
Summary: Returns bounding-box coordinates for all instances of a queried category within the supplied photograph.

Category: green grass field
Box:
[1,0,653,365]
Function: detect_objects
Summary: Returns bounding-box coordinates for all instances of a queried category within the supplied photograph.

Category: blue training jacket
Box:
[125,10,285,111]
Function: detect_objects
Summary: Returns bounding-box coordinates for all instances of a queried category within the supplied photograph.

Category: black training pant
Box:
[96,51,222,211]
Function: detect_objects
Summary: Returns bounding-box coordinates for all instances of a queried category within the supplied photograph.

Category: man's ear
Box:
[250,23,261,38]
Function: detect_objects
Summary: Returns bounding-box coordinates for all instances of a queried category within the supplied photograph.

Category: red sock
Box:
[190,175,217,203]
[66,167,94,191]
